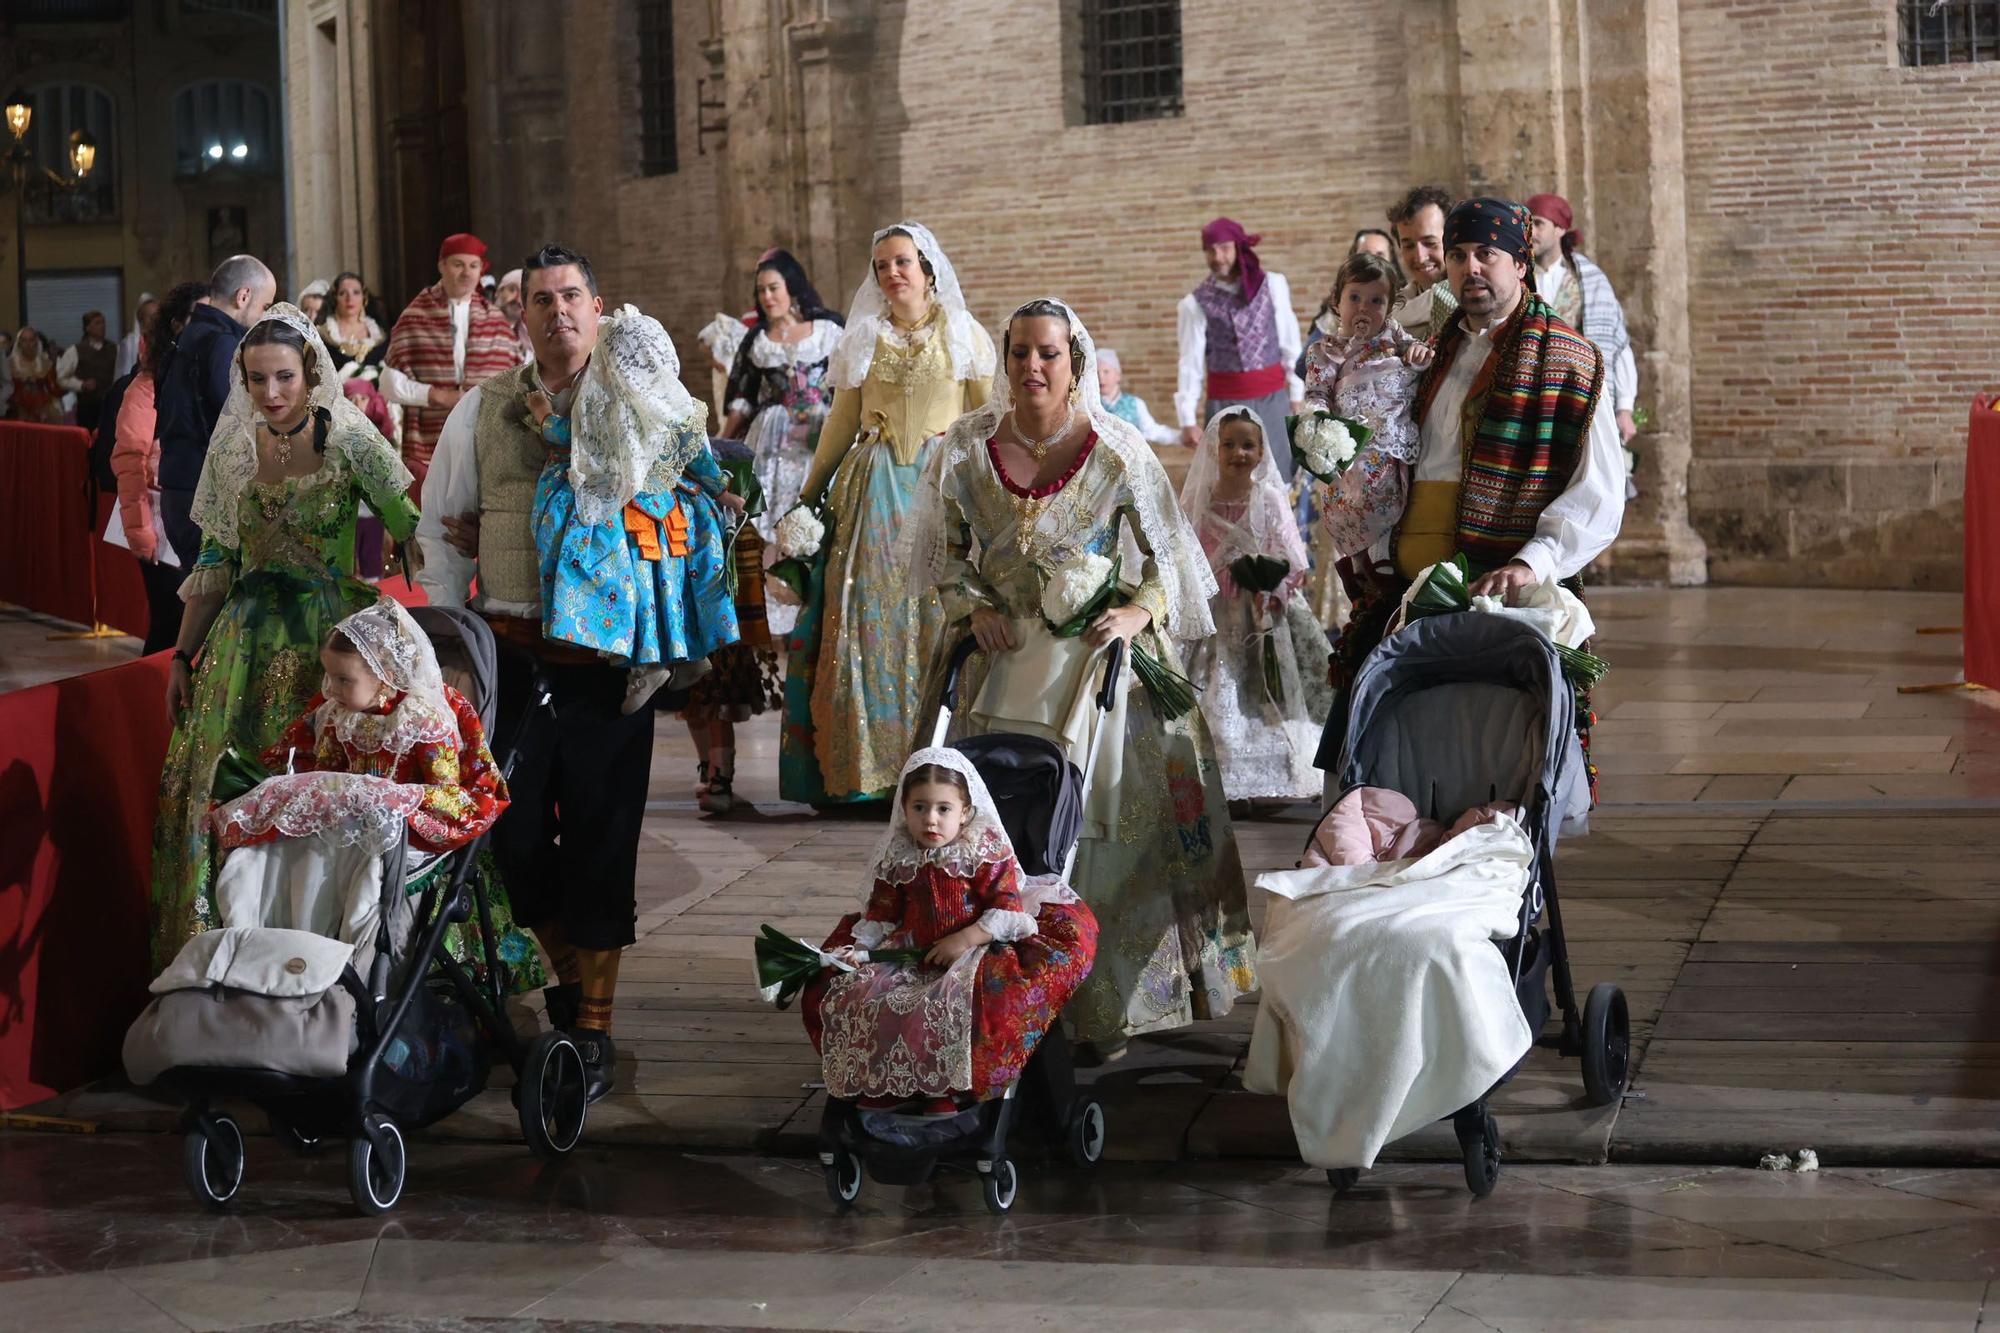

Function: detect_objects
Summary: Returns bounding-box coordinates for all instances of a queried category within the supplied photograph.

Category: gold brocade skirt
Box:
[1394,480,1460,580]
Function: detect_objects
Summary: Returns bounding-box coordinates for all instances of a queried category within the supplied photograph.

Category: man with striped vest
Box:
[383,232,524,498]
[414,244,645,1106]
[1175,217,1306,477]
[1316,197,1625,768]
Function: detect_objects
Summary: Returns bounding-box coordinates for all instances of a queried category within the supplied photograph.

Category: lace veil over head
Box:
[906,296,1219,640]
[866,747,1016,889]
[1181,404,1310,578]
[322,597,459,756]
[826,221,994,391]
[190,303,411,551]
[569,304,712,527]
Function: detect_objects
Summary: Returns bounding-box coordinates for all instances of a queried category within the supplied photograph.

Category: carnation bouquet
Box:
[752,923,926,1009]
[767,504,826,604]
[1286,411,1375,484]
[1405,554,1610,688]
[1039,552,1197,718]
[1227,554,1293,708]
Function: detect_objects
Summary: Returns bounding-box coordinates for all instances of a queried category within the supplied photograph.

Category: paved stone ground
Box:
[20,588,2000,1168]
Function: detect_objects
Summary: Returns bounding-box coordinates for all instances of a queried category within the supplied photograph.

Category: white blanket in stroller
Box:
[1242,814,1534,1169]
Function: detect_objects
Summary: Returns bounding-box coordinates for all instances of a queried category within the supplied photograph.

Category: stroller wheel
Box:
[518,1031,589,1160]
[980,1157,1019,1215]
[1580,983,1632,1107]
[1325,1167,1361,1196]
[347,1115,407,1215]
[182,1113,246,1210]
[1065,1098,1107,1168]
[1459,1108,1501,1199]
[823,1149,863,1208]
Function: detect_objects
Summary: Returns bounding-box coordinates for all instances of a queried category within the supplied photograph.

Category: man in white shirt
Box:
[416,243,645,1107]
[382,232,523,497]
[1526,192,1640,448]
[1386,185,1460,343]
[1316,197,1624,771]
[1175,217,1305,477]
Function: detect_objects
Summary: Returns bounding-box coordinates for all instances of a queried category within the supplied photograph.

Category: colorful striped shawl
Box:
[1410,293,1604,570]
[385,284,522,489]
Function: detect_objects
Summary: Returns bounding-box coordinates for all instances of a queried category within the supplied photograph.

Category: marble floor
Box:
[2,1133,1997,1331]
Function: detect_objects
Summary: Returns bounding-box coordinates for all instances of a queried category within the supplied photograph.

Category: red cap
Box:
[438,233,489,269]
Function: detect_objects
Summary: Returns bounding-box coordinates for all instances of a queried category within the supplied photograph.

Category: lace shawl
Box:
[827,221,994,390]
[1182,404,1310,586]
[568,304,712,526]
[322,598,459,753]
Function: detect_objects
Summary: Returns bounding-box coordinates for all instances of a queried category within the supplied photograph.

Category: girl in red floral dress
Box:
[801,748,1098,1121]
[206,599,542,988]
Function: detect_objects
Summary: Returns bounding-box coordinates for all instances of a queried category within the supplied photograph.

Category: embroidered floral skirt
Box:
[801,896,1099,1100]
[149,566,380,972]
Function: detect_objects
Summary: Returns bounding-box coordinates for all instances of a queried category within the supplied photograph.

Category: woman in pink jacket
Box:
[112,282,205,654]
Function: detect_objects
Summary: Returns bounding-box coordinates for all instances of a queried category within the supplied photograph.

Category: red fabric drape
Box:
[0,653,171,1108]
[0,421,149,636]
[1966,396,2000,689]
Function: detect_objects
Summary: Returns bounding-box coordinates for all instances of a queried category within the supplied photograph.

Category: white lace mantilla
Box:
[905,297,1218,641]
[329,599,460,752]
[857,747,1020,902]
[213,771,425,854]
[570,304,711,526]
[827,221,994,391]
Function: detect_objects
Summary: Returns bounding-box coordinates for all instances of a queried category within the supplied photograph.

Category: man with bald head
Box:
[153,253,277,595]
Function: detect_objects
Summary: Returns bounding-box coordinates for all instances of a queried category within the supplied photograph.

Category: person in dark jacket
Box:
[153,254,276,586]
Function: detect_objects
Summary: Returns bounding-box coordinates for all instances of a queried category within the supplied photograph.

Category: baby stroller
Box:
[816,634,1123,1215]
[130,606,589,1215]
[1316,612,1629,1198]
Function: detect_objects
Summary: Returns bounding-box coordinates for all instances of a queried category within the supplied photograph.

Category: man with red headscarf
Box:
[383,232,525,495]
[1527,193,1639,448]
[1175,217,1305,476]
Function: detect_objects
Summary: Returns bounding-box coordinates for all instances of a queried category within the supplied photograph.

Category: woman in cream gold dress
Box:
[907,297,1256,1061]
[780,222,994,804]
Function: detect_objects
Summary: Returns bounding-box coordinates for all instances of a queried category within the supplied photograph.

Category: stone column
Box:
[786,4,876,303]
[1580,0,1706,584]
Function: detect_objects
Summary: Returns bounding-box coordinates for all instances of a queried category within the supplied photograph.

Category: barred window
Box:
[636,0,678,176]
[1899,0,2000,65]
[17,83,118,225]
[1081,0,1184,126]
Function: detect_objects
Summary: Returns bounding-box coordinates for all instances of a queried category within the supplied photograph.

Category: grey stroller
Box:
[1315,612,1629,1197]
[123,606,588,1215]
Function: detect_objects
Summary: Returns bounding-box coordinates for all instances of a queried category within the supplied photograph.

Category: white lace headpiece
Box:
[190,303,411,551]
[865,747,1017,890]
[1181,404,1309,577]
[906,296,1219,640]
[826,221,994,391]
[569,304,713,527]
[321,597,459,756]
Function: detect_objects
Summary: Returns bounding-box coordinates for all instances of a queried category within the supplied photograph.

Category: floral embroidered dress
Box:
[907,300,1258,1045]
[782,222,994,804]
[1301,319,1424,564]
[531,305,737,668]
[1183,406,1335,802]
[727,319,841,638]
[800,749,1098,1101]
[149,305,419,972]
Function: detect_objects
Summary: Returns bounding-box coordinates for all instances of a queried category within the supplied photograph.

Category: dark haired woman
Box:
[147,303,419,969]
[905,297,1256,1063]
[779,222,994,805]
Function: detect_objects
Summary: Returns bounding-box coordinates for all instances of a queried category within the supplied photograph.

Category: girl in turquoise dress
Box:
[529,305,745,714]
[150,304,420,971]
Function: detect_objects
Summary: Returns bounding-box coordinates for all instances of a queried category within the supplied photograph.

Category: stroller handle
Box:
[938,634,1127,715]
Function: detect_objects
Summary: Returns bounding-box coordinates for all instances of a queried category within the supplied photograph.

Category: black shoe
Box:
[572,1028,617,1104]
[542,982,581,1033]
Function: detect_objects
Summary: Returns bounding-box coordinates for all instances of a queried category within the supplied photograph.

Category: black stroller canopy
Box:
[951,734,1084,879]
[1338,614,1588,841]
[405,604,500,736]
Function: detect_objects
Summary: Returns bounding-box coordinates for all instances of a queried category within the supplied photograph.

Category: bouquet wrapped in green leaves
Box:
[1038,552,1198,718]
[752,923,928,1009]
[210,747,272,805]
[1228,554,1293,708]
[1285,411,1375,485]
[767,505,826,604]
[1404,554,1610,689]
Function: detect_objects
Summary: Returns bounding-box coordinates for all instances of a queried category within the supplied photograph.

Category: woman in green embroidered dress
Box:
[149,305,420,971]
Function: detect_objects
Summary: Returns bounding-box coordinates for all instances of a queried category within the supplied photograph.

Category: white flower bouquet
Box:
[1287,410,1374,484]
[768,505,826,603]
[1038,552,1197,718]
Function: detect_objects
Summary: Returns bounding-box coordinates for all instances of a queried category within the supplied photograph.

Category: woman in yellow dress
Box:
[906,297,1257,1061]
[779,222,994,804]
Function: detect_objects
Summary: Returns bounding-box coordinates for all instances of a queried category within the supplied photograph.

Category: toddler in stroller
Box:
[800,638,1124,1213]
[1243,613,1629,1197]
[123,600,592,1215]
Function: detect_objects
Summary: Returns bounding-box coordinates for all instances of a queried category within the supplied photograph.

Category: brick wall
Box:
[1678,0,2000,587]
